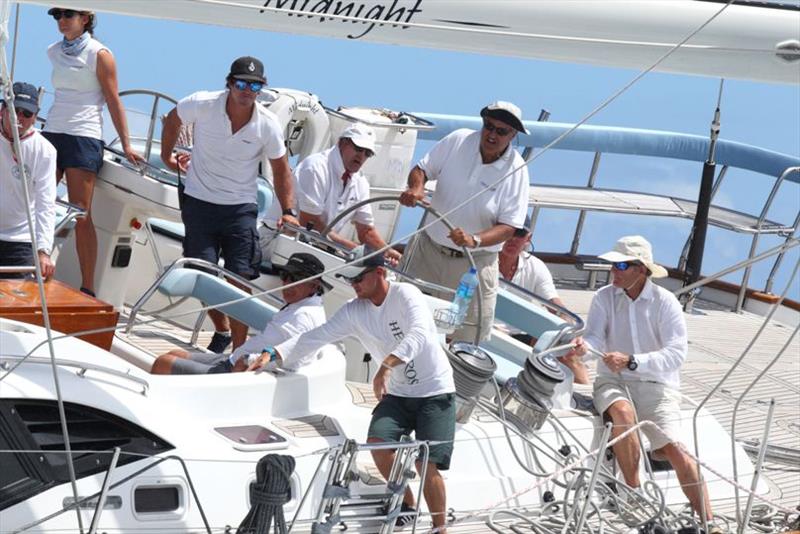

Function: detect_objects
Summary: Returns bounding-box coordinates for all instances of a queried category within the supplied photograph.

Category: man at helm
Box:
[260,123,401,265]
[399,101,530,343]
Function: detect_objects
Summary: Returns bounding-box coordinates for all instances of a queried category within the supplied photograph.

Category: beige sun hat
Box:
[598,235,668,278]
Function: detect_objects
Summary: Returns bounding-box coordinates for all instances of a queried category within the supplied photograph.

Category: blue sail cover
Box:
[414,114,800,182]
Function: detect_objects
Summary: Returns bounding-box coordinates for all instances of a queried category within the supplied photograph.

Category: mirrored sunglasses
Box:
[611,261,642,271]
[482,120,513,137]
[50,9,79,20]
[233,79,264,93]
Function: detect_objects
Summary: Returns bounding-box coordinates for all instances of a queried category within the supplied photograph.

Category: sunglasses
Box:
[482,120,513,137]
[348,139,374,158]
[233,79,264,93]
[50,9,79,20]
[345,267,375,285]
[611,261,642,271]
[16,108,35,119]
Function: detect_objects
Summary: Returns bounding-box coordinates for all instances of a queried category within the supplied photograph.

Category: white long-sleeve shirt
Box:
[275,282,455,397]
[0,130,57,254]
[583,279,688,390]
[228,295,326,364]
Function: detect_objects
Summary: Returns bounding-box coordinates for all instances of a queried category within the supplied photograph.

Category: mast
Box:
[683,80,724,303]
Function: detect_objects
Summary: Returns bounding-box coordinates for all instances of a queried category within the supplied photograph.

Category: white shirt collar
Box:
[613,277,655,302]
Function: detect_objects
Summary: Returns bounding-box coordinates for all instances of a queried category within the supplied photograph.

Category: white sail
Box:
[17,0,800,84]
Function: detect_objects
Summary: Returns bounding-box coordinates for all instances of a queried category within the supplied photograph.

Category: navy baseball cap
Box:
[229,56,266,83]
[335,246,385,281]
[3,82,40,115]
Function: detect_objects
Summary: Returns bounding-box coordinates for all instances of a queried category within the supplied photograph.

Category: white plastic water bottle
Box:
[450,267,479,326]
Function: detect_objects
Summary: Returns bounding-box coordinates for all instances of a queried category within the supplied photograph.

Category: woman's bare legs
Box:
[64,167,98,294]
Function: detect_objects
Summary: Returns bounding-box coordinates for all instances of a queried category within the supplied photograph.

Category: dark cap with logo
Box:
[2,82,40,114]
[228,56,266,83]
[280,252,333,291]
[335,246,385,281]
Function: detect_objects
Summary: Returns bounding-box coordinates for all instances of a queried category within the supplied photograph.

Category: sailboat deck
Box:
[116,285,800,531]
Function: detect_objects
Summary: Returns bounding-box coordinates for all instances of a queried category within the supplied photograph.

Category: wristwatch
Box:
[472,234,482,248]
[282,208,298,218]
[626,354,638,371]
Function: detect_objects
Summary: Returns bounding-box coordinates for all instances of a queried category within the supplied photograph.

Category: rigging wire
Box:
[3,0,797,530]
[0,11,85,532]
[37,0,745,357]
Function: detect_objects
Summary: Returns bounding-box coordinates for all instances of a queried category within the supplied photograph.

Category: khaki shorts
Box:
[593,377,683,451]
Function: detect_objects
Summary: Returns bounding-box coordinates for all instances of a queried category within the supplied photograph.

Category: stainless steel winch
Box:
[499,351,566,431]
[445,342,497,424]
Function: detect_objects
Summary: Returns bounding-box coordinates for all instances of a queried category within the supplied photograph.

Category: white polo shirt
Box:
[509,252,559,302]
[583,279,688,390]
[0,130,57,254]
[276,282,455,397]
[177,90,286,205]
[263,146,373,232]
[418,129,529,252]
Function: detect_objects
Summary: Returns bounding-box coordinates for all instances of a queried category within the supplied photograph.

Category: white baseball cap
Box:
[340,123,377,153]
[598,235,668,278]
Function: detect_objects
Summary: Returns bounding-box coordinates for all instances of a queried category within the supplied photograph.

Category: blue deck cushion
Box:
[494,288,565,339]
[158,268,277,331]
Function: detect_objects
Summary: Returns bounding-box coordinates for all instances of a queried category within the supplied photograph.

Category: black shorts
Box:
[42,132,105,174]
[368,393,456,470]
[0,240,34,279]
[181,194,262,280]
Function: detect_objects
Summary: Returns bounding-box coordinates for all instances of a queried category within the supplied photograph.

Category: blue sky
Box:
[7,3,800,298]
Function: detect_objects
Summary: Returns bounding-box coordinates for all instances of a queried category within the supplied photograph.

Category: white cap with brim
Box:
[598,235,668,278]
[340,122,377,153]
[480,101,529,135]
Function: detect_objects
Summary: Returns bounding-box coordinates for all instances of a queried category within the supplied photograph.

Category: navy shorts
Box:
[368,393,456,470]
[181,194,262,280]
[42,132,105,174]
[0,240,34,279]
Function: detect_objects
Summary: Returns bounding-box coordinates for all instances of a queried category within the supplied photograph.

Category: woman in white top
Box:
[42,7,142,296]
